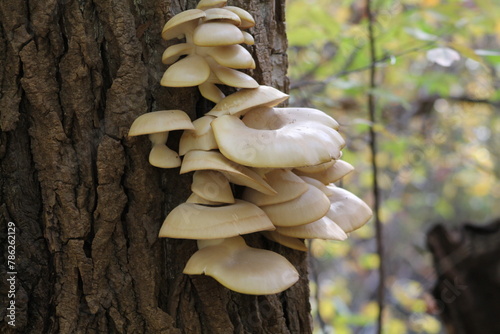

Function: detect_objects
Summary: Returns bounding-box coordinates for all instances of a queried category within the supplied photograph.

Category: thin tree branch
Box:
[290,42,435,90]
[365,1,385,333]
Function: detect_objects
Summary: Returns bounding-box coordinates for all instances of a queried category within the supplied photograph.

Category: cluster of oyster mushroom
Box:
[128,0,372,295]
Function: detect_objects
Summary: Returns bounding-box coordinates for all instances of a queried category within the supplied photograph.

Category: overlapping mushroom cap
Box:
[128,0,373,296]
[160,1,257,102]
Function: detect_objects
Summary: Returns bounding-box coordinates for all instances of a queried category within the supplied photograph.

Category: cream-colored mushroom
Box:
[243,107,340,130]
[179,115,218,156]
[161,54,211,87]
[206,57,258,89]
[259,184,331,227]
[326,185,373,233]
[202,8,241,25]
[183,236,299,294]
[193,22,245,47]
[294,159,336,174]
[159,199,274,239]
[191,170,234,203]
[198,45,255,69]
[128,109,194,136]
[261,231,308,252]
[148,132,181,168]
[276,216,347,241]
[294,160,354,184]
[186,193,225,205]
[196,0,227,10]
[180,150,276,195]
[211,114,343,168]
[224,6,255,29]
[207,86,289,117]
[162,43,195,65]
[162,9,206,41]
[242,169,308,206]
[299,176,334,197]
[128,110,194,168]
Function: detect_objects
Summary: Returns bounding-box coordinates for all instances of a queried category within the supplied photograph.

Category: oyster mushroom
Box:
[183,236,299,295]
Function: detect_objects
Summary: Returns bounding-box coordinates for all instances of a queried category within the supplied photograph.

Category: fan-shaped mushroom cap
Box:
[200,45,255,69]
[294,160,354,184]
[207,86,289,117]
[299,176,334,197]
[183,236,299,294]
[326,185,373,233]
[148,133,181,168]
[162,43,194,64]
[242,169,308,206]
[224,6,255,29]
[179,116,218,155]
[202,8,241,25]
[162,9,206,40]
[243,107,339,130]
[193,22,245,46]
[186,193,224,205]
[161,54,210,87]
[208,60,259,88]
[159,200,274,239]
[293,159,336,174]
[259,184,331,227]
[276,216,347,240]
[180,150,276,195]
[242,31,255,45]
[211,115,343,168]
[198,82,225,103]
[191,170,234,203]
[128,110,194,136]
[196,0,227,10]
[261,231,308,252]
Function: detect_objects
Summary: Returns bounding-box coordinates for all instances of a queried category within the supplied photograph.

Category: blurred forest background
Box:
[285,0,500,332]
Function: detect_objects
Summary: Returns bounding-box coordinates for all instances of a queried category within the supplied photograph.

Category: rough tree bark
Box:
[427,220,500,334]
[0,0,312,333]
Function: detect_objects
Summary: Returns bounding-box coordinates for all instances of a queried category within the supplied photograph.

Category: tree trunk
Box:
[427,220,500,334]
[0,0,312,333]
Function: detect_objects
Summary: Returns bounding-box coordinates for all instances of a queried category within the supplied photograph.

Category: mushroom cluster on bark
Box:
[128,0,373,295]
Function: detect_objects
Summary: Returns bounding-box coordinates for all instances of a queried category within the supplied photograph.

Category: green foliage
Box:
[287,0,500,332]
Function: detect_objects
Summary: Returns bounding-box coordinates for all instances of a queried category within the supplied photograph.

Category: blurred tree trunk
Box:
[0,0,312,333]
[427,220,500,334]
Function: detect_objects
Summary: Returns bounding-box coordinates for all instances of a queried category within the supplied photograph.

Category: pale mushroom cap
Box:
[193,22,245,47]
[242,31,255,45]
[149,144,181,168]
[198,82,225,103]
[243,107,339,130]
[183,236,299,294]
[294,160,354,184]
[179,115,218,155]
[161,54,210,87]
[162,9,206,40]
[276,216,348,240]
[180,150,276,195]
[294,159,336,174]
[202,8,241,25]
[207,86,289,117]
[242,169,309,206]
[191,170,235,204]
[326,185,373,233]
[260,184,331,227]
[224,6,255,29]
[196,0,227,10]
[162,43,194,64]
[200,45,255,69]
[210,63,259,88]
[128,110,194,136]
[299,176,335,197]
[211,115,343,168]
[186,193,225,205]
[261,231,308,252]
[159,199,275,239]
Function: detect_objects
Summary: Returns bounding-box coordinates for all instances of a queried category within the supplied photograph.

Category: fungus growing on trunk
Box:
[128,0,372,295]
